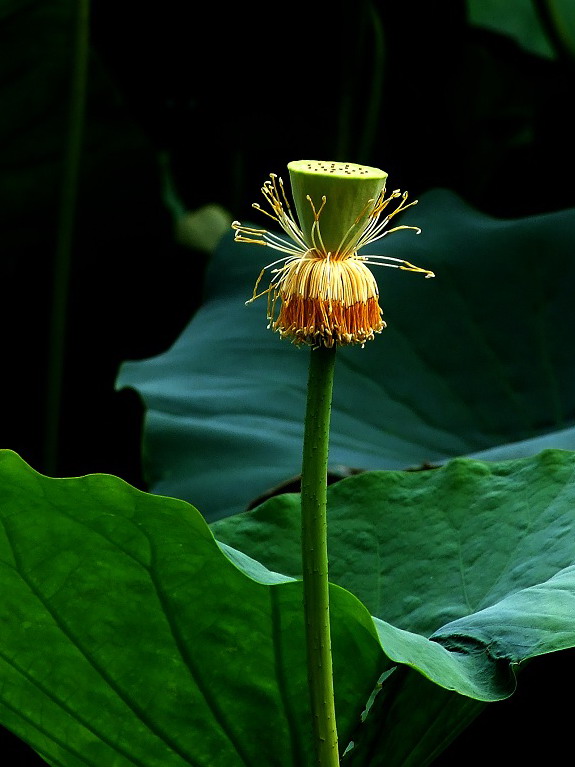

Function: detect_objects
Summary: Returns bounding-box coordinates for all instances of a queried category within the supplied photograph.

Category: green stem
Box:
[44,0,90,473]
[301,344,339,767]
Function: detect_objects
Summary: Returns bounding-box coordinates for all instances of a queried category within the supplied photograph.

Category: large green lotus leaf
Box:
[213,450,575,763]
[4,451,575,766]
[117,190,575,521]
[0,450,521,767]
[211,450,575,636]
[0,450,384,767]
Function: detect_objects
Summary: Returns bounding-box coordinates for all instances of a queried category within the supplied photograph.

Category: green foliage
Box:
[214,449,575,679]
[215,449,575,762]
[0,450,382,767]
[467,0,575,61]
[117,190,575,521]
[211,451,575,636]
[3,449,575,765]
[467,0,556,59]
[344,670,485,767]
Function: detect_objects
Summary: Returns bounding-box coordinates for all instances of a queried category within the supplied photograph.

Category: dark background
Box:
[3,0,575,486]
[1,0,574,763]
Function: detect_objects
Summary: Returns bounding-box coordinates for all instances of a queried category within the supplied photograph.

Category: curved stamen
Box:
[360,257,435,278]
[335,197,378,259]
[232,221,307,257]
[307,195,329,257]
[357,192,418,250]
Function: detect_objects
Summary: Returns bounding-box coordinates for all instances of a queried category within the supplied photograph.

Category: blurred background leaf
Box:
[467,0,556,59]
[117,190,575,520]
[467,0,575,62]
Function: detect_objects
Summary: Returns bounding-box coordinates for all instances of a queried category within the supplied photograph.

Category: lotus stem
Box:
[301,343,339,767]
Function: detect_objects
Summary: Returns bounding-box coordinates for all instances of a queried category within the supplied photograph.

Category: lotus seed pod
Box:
[287,160,388,255]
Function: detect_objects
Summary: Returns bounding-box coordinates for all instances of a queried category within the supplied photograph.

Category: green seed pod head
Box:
[287,160,388,255]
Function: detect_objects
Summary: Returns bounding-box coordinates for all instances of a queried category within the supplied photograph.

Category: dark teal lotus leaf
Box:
[117,190,575,521]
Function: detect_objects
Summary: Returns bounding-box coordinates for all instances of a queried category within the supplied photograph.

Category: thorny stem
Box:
[301,344,339,767]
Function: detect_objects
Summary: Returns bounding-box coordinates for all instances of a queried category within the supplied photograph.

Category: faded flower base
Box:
[270,256,385,347]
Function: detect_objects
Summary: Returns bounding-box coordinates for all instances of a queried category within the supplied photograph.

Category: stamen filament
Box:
[335,197,378,259]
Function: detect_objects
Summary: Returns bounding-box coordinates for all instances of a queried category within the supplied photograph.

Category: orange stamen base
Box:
[272,294,386,347]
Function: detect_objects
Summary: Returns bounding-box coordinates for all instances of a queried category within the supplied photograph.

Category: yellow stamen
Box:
[267,256,386,347]
[233,171,434,346]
